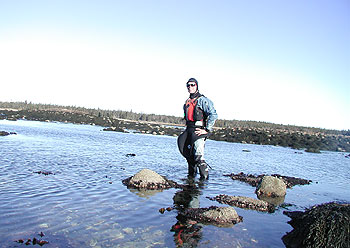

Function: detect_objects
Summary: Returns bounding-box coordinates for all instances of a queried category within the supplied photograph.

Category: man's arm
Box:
[199,97,218,132]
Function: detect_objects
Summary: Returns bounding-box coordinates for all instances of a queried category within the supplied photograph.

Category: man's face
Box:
[187,82,197,94]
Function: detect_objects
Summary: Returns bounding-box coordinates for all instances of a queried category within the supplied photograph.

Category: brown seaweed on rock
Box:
[33,171,55,176]
[283,202,350,248]
[208,194,275,213]
[224,172,312,188]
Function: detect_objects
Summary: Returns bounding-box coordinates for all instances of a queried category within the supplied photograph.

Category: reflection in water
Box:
[257,194,285,206]
[171,220,202,248]
[171,178,206,247]
[128,188,164,198]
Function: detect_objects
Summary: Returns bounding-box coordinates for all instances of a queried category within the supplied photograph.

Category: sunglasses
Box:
[186,83,196,88]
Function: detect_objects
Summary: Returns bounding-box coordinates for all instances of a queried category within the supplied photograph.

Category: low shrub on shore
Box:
[1,101,349,152]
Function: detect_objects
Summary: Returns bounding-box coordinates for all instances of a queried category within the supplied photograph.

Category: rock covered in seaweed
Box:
[182,206,243,227]
[208,194,275,212]
[122,169,179,190]
[283,202,350,248]
[256,176,287,197]
[34,171,55,176]
[224,172,262,187]
[224,172,312,188]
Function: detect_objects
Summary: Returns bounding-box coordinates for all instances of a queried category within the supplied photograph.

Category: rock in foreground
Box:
[208,194,275,212]
[182,206,243,227]
[283,202,350,248]
[122,169,179,190]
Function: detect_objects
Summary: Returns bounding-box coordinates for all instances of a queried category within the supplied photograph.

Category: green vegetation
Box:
[1,101,349,152]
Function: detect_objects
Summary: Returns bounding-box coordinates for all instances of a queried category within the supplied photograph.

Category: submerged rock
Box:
[181,206,243,227]
[13,231,72,247]
[208,194,275,212]
[0,131,10,136]
[0,131,16,136]
[283,202,350,248]
[256,176,286,197]
[126,153,136,157]
[122,169,180,190]
[224,172,311,188]
[33,171,55,176]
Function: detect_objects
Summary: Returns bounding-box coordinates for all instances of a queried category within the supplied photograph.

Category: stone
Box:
[182,206,243,227]
[130,169,166,184]
[202,207,240,223]
[122,169,179,190]
[256,176,286,197]
[0,131,10,136]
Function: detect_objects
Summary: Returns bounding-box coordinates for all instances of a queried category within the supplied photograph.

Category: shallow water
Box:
[0,120,349,247]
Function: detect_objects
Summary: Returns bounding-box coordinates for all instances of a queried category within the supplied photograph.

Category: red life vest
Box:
[184,96,204,122]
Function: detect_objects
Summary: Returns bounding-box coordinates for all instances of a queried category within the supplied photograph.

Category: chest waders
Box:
[178,96,209,179]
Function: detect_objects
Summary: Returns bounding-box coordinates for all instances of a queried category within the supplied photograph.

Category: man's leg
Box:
[193,138,209,179]
[178,130,197,177]
[198,161,209,179]
[186,158,197,177]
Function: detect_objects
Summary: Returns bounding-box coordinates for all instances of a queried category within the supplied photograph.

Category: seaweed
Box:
[224,172,312,188]
[208,194,275,213]
[283,202,350,248]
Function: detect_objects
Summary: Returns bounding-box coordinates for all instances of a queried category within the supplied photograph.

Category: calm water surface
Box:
[1,120,349,247]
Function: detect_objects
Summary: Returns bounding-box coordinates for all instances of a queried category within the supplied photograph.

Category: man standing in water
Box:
[178,78,218,179]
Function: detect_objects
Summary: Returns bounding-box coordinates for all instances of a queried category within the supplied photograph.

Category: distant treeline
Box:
[1,101,349,152]
[1,101,348,135]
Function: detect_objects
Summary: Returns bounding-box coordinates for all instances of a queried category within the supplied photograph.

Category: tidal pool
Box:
[1,120,349,247]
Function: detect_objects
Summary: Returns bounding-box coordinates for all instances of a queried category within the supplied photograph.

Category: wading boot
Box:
[187,161,197,178]
[198,161,209,180]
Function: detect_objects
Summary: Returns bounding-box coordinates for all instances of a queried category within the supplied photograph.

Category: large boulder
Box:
[256,176,286,197]
[283,202,350,248]
[182,206,243,227]
[122,169,178,190]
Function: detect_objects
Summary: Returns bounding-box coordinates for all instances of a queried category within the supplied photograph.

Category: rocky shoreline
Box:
[1,108,349,152]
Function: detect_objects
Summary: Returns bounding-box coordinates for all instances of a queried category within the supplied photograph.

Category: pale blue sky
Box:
[1,0,349,130]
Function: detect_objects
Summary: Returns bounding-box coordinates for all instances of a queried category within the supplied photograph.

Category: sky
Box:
[0,0,349,130]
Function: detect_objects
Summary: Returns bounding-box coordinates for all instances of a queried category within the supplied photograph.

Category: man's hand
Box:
[195,128,208,136]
